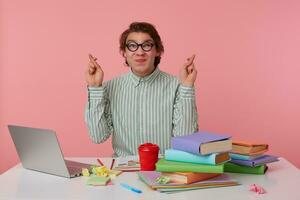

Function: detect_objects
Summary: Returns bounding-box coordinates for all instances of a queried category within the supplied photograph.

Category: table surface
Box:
[0,157,299,200]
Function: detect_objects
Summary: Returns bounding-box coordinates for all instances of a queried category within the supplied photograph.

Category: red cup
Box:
[138,143,160,171]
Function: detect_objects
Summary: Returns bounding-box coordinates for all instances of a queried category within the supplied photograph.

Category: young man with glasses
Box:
[85,22,198,156]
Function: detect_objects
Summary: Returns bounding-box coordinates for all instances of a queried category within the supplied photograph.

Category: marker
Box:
[110,158,115,170]
[97,158,104,166]
[120,183,142,194]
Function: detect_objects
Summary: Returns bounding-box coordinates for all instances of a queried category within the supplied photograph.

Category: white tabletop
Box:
[0,157,299,200]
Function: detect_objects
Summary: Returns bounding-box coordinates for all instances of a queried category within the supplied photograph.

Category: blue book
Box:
[230,155,279,167]
[171,131,232,155]
[165,149,231,165]
[229,153,265,161]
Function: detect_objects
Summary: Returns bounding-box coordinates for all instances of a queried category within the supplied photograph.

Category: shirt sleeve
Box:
[84,86,114,143]
[172,85,199,136]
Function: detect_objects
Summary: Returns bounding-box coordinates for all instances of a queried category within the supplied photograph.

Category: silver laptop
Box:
[8,125,93,178]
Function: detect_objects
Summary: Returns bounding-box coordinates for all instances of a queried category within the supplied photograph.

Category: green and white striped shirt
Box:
[84,67,198,156]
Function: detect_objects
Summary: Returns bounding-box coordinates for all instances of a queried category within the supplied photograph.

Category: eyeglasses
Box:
[126,41,155,52]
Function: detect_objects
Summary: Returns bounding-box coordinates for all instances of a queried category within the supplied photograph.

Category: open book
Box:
[111,155,141,172]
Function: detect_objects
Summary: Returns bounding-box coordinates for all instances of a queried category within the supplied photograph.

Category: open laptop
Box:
[8,125,93,178]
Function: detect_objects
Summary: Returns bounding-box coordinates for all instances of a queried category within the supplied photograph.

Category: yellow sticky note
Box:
[92,166,109,177]
[82,168,90,177]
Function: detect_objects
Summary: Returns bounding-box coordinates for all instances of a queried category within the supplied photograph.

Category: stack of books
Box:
[138,131,239,193]
[225,141,279,174]
[137,171,238,194]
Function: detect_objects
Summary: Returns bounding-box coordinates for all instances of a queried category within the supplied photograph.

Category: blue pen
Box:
[120,183,142,194]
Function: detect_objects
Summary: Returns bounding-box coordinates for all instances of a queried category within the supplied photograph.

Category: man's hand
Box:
[85,54,104,87]
[179,54,197,87]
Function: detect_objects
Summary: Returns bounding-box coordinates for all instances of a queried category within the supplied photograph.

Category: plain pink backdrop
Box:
[1,0,300,174]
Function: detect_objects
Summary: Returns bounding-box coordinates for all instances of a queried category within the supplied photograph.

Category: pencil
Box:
[110,158,115,170]
[97,158,104,166]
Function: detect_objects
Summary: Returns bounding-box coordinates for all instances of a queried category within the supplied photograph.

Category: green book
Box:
[224,162,268,174]
[155,158,224,173]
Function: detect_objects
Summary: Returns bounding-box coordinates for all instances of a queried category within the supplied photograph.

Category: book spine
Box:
[224,162,266,174]
[165,149,216,164]
[156,160,224,173]
[230,155,279,167]
[229,153,252,160]
[229,159,255,167]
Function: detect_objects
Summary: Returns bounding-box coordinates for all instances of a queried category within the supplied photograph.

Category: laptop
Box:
[8,125,93,178]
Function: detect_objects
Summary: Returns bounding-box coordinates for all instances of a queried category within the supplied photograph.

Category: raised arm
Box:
[84,54,113,143]
[173,55,199,136]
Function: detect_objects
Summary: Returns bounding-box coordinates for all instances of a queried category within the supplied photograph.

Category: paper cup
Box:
[138,143,159,171]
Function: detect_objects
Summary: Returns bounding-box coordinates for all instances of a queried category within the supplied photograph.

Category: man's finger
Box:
[183,54,196,69]
[187,65,193,74]
[88,63,96,74]
[89,68,95,75]
[188,54,196,63]
[86,66,95,75]
[89,53,97,61]
[89,55,102,70]
[89,54,99,65]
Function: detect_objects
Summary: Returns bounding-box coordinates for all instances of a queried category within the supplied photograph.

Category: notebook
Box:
[8,125,93,178]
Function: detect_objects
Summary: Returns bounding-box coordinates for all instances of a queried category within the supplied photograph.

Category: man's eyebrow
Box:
[126,39,154,43]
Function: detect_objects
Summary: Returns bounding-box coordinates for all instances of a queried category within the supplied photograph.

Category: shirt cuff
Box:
[179,85,195,98]
[88,86,105,100]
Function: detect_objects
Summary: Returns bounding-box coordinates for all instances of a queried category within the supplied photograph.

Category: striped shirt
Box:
[84,67,198,156]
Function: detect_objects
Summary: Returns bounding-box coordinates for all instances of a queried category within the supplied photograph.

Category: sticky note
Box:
[86,176,110,186]
[82,168,90,177]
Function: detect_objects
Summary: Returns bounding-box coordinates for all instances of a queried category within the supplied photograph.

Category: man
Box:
[85,22,198,156]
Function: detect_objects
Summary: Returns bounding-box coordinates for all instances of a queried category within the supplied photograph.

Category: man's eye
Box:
[128,43,137,48]
[143,43,152,48]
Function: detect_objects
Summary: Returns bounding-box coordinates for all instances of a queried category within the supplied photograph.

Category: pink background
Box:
[1,0,300,174]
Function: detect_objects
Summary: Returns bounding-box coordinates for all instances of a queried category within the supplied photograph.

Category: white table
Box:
[0,157,299,200]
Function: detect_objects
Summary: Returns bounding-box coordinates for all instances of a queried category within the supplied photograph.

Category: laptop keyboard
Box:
[65,160,92,168]
[65,160,93,177]
[67,166,81,176]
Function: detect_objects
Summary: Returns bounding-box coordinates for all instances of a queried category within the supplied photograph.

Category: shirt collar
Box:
[128,67,161,87]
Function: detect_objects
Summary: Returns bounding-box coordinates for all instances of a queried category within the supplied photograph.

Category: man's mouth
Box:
[135,59,146,63]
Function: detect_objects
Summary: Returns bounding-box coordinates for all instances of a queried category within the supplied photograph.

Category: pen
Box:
[97,158,104,166]
[110,158,115,170]
[120,183,142,194]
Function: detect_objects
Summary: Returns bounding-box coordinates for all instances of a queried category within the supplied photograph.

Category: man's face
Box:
[123,32,160,77]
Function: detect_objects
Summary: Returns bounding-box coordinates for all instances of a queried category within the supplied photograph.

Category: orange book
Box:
[161,172,220,184]
[231,141,268,155]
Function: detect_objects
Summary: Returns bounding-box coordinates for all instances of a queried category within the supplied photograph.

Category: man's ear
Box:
[121,51,127,58]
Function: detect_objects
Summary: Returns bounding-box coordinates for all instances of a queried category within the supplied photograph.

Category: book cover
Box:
[161,172,220,184]
[231,141,268,155]
[155,158,224,173]
[230,155,279,167]
[171,131,231,155]
[165,149,230,165]
[137,171,238,190]
[224,162,268,174]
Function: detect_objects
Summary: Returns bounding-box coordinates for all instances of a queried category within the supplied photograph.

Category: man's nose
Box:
[135,46,146,55]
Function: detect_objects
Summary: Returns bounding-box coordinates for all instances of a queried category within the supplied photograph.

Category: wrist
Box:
[181,82,194,87]
[87,83,102,87]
